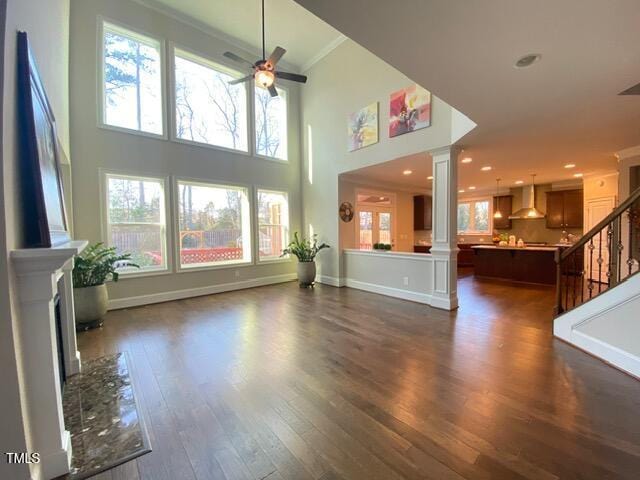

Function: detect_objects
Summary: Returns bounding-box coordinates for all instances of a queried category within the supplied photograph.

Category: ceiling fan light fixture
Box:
[255,69,275,88]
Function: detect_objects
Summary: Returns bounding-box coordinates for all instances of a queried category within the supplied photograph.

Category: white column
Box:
[430,146,460,310]
[11,240,87,480]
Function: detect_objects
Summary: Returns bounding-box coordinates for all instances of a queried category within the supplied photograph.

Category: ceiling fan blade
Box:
[267,46,286,66]
[275,71,307,83]
[268,84,278,97]
[224,51,255,67]
[228,74,254,85]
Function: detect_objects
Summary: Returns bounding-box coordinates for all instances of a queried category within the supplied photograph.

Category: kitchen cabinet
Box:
[413,195,432,230]
[546,189,583,229]
[458,244,476,267]
[472,246,557,285]
[493,195,513,229]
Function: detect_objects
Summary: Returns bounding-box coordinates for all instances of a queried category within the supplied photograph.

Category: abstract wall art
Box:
[347,102,378,152]
[389,84,431,138]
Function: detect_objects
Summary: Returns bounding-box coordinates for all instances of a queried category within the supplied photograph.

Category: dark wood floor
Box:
[77,272,640,480]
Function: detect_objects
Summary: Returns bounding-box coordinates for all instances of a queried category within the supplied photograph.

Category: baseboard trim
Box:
[317,275,344,287]
[38,430,72,479]
[108,273,297,310]
[344,278,431,304]
[570,330,640,379]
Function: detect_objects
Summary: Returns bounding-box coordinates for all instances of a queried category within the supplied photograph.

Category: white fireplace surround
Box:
[10,240,88,480]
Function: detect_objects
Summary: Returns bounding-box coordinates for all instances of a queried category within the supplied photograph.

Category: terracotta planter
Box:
[74,284,108,330]
[297,261,316,287]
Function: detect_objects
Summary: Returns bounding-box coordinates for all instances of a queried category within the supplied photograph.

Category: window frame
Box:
[252,83,290,163]
[457,196,493,235]
[173,176,254,272]
[254,187,292,264]
[169,43,252,156]
[100,169,173,278]
[97,17,167,139]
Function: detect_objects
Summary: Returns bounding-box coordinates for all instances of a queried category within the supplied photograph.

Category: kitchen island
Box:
[471,245,558,285]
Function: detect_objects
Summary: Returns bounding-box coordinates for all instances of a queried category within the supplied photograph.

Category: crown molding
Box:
[300,34,348,72]
[617,144,640,160]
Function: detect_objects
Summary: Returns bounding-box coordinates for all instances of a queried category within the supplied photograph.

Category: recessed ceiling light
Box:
[574,173,583,178]
[461,157,473,164]
[515,180,524,185]
[468,186,476,190]
[564,163,576,169]
[427,176,433,180]
[481,166,492,171]
[379,196,385,200]
[514,53,541,69]
[458,189,465,193]
[403,169,412,175]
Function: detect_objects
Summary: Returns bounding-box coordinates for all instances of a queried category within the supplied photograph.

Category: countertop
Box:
[471,245,559,252]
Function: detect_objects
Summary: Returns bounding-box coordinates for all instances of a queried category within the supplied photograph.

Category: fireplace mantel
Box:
[11,240,88,480]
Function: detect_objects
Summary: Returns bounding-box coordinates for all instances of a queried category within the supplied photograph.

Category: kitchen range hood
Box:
[508,175,546,220]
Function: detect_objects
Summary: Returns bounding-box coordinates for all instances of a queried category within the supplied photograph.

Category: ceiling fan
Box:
[223,0,307,97]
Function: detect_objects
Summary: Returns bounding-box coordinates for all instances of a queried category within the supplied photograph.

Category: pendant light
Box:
[493,178,503,219]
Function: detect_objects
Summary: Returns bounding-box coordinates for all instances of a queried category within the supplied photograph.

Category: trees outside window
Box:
[255,86,287,160]
[102,22,163,135]
[458,199,491,234]
[177,181,252,268]
[174,49,248,151]
[105,174,167,272]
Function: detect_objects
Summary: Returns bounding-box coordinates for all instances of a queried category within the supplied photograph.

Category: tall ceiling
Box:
[137,0,344,71]
[295,0,640,191]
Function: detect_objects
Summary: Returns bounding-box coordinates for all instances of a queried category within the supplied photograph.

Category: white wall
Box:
[301,39,463,282]
[555,274,640,378]
[338,177,418,253]
[69,0,302,304]
[343,250,434,303]
[1,0,70,478]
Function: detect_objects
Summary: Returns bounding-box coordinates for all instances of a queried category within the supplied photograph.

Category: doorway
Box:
[355,190,395,250]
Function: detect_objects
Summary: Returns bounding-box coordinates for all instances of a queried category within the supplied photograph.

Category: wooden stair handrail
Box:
[559,185,640,262]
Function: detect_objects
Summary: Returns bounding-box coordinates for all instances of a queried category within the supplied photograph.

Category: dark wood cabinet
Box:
[546,189,583,229]
[413,195,432,230]
[493,195,513,229]
[473,248,557,285]
[457,244,476,267]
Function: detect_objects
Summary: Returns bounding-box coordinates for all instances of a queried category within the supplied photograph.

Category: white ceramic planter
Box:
[297,261,316,287]
[73,284,108,330]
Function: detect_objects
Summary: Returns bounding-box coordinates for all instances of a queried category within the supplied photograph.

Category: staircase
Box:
[554,186,640,378]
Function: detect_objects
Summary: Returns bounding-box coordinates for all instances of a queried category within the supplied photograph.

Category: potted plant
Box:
[72,243,138,330]
[373,243,392,251]
[281,232,330,287]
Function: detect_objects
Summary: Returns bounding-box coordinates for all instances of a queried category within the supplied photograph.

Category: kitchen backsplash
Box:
[414,230,432,245]
[497,218,582,244]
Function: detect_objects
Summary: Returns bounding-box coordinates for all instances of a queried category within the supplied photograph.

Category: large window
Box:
[177,180,251,268]
[458,199,490,234]
[104,174,167,273]
[102,22,163,135]
[174,49,248,151]
[257,190,289,260]
[255,86,288,160]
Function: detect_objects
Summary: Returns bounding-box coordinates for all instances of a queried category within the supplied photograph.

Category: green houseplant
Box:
[73,243,138,330]
[281,232,330,287]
